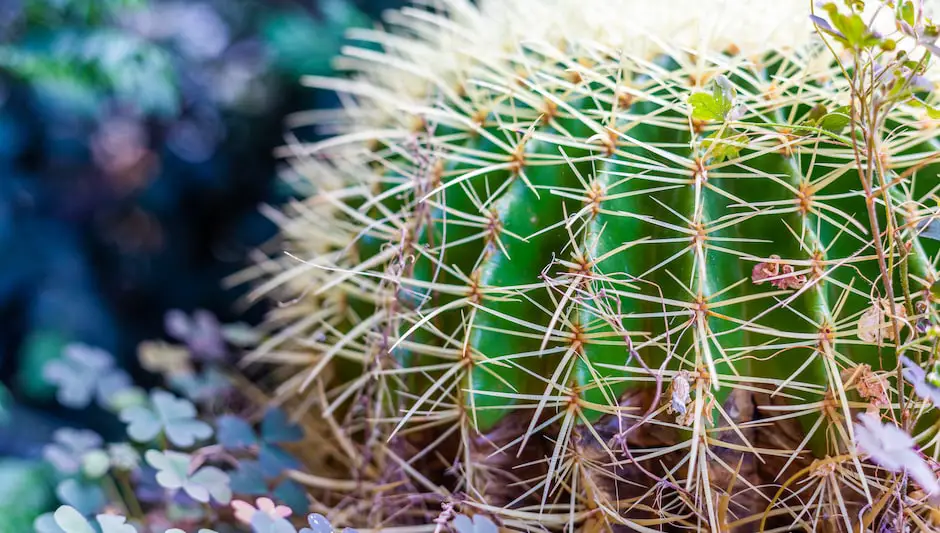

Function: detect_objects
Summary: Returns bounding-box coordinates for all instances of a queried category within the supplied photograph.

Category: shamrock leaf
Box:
[217,415,258,449]
[34,512,66,533]
[119,389,212,446]
[169,368,231,403]
[230,461,308,514]
[56,479,106,516]
[300,514,333,533]
[42,344,131,409]
[453,514,498,533]
[51,506,95,533]
[43,428,103,475]
[107,443,141,471]
[251,513,298,533]
[46,506,142,533]
[273,480,309,515]
[261,408,303,443]
[96,515,137,533]
[229,460,268,495]
[145,450,232,504]
[299,514,359,533]
[165,309,226,360]
[689,75,735,122]
[260,443,301,478]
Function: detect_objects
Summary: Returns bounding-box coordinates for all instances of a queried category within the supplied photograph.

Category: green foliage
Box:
[261,0,370,78]
[0,460,54,533]
[688,74,735,121]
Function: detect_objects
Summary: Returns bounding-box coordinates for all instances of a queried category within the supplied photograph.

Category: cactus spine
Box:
[247,1,940,530]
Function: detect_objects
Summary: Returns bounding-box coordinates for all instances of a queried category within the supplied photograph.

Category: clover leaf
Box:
[261,408,304,443]
[453,514,498,533]
[229,460,267,494]
[169,367,231,403]
[145,450,232,504]
[41,505,140,533]
[42,344,131,409]
[217,415,258,449]
[119,389,212,446]
[272,481,308,517]
[260,442,301,478]
[33,512,65,533]
[300,513,358,533]
[56,479,106,516]
[251,513,298,533]
[218,408,306,512]
[300,514,332,533]
[229,459,307,514]
[43,428,103,475]
[51,506,95,533]
[107,443,141,471]
[165,309,226,360]
[96,515,137,533]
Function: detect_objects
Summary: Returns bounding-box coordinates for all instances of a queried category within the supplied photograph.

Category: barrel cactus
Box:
[247,0,940,531]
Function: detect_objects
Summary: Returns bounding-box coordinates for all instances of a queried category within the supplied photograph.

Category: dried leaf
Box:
[857,299,907,343]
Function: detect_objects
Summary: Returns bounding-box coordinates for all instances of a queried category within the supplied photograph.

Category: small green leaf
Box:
[818,106,852,132]
[900,1,916,27]
[830,11,881,48]
[807,103,828,123]
[702,129,747,163]
[910,98,940,118]
[689,75,734,121]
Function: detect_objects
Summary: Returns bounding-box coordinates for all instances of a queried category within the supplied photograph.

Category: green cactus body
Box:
[255,0,940,530]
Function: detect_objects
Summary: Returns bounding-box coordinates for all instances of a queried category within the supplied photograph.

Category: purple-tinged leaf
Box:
[259,443,301,478]
[230,460,268,495]
[273,480,309,515]
[261,408,303,444]
[217,414,258,449]
[43,428,102,475]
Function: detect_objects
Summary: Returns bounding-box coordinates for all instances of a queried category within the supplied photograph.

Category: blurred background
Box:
[0,0,400,460]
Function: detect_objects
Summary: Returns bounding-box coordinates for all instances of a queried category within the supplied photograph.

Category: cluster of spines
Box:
[240,2,940,531]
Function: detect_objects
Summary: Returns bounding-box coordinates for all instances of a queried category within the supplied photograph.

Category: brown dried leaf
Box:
[857,299,907,343]
[751,255,807,290]
[854,364,889,413]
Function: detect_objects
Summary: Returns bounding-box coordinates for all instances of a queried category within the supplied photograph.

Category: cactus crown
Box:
[248,0,940,530]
